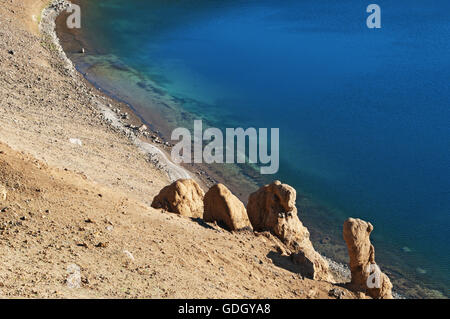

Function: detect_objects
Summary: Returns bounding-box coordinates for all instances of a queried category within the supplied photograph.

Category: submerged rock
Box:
[247,180,331,281]
[203,184,252,231]
[343,218,393,299]
[402,246,412,253]
[416,267,427,275]
[151,179,204,218]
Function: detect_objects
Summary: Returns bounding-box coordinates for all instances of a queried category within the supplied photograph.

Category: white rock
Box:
[123,250,135,261]
[69,138,83,146]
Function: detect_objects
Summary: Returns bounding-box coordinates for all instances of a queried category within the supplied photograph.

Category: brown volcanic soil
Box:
[0,0,358,299]
[0,142,357,299]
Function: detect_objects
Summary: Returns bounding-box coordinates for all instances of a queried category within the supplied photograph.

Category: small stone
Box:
[69,138,83,146]
[123,250,135,261]
[329,288,345,299]
[0,185,7,201]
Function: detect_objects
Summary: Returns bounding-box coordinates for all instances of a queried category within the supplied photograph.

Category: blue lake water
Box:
[72,0,450,297]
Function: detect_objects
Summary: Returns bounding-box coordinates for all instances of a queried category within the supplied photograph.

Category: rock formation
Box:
[151,179,204,218]
[343,218,393,299]
[247,180,330,281]
[203,184,252,231]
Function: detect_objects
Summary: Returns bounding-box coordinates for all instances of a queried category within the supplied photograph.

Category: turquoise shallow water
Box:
[68,0,449,297]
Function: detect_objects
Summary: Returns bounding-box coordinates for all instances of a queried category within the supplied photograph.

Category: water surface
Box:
[68,0,450,297]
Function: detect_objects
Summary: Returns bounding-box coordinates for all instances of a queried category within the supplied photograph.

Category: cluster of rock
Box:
[125,123,148,133]
[39,0,74,75]
[110,107,131,120]
[109,106,171,146]
[152,179,330,281]
[151,178,393,298]
[49,0,71,12]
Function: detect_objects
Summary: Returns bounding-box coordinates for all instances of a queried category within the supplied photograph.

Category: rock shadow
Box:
[190,217,216,230]
[267,251,314,280]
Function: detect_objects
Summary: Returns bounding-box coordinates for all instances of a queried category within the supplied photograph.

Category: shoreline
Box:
[40,1,448,299]
[0,0,401,299]
[51,0,261,196]
[54,0,264,200]
[45,0,354,286]
[47,0,408,298]
[40,0,192,184]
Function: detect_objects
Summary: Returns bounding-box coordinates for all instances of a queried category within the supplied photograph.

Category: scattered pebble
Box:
[69,138,83,146]
[329,288,346,299]
[123,250,135,261]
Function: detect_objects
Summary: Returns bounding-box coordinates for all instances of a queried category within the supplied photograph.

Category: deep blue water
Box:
[74,0,449,297]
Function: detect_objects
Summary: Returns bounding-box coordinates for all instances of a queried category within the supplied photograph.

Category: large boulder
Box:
[151,179,204,218]
[247,181,330,281]
[343,218,393,299]
[203,184,252,231]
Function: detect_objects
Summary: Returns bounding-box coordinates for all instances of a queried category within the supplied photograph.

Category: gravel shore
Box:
[40,0,191,183]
